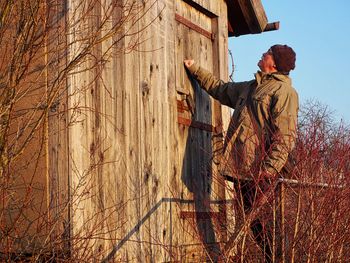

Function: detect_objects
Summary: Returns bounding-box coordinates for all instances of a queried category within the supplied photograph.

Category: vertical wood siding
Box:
[64,0,230,261]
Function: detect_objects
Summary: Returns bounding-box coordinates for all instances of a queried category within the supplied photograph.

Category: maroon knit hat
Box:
[270,44,296,74]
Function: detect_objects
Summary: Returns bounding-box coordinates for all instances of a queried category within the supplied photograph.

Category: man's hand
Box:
[184,59,195,68]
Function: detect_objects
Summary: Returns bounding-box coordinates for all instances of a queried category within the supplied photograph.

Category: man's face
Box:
[258,49,276,73]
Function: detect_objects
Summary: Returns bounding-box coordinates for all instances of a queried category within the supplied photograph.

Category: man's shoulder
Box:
[274,82,298,102]
[281,82,298,95]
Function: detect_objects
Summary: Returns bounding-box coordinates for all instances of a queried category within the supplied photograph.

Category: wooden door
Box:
[173,0,225,260]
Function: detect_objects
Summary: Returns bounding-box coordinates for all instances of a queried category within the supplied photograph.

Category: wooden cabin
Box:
[2,0,278,261]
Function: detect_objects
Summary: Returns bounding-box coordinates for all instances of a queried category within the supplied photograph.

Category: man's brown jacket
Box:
[187,63,299,178]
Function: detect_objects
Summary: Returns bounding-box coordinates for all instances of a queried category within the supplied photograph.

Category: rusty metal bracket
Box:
[177,116,222,134]
[176,89,195,115]
[177,100,189,113]
[175,13,215,41]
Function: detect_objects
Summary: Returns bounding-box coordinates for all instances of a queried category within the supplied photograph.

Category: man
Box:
[184,45,298,262]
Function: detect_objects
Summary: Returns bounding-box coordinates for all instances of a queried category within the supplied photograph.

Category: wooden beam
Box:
[181,0,218,18]
[264,21,280,32]
[175,13,216,40]
[227,0,279,36]
[237,0,267,33]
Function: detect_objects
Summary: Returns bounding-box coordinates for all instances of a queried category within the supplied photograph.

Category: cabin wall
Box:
[4,67,49,251]
[0,2,66,253]
[64,0,231,261]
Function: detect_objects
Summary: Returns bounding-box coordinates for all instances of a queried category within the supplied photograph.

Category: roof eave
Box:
[227,0,279,37]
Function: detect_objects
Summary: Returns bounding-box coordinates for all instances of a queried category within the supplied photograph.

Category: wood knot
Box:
[141,80,150,96]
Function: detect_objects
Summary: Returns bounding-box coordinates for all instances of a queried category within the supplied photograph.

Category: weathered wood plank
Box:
[123,12,143,262]
[66,1,108,258]
[47,0,70,250]
[98,0,122,257]
[237,0,268,33]
[139,3,157,258]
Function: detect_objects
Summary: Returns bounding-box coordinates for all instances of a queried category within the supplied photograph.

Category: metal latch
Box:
[176,87,195,115]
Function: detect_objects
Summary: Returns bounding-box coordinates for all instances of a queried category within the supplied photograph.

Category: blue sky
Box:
[228,0,350,123]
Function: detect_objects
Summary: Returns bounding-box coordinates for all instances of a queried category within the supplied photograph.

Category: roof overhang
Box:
[227,0,279,37]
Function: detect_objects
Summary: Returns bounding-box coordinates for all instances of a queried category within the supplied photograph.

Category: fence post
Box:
[280,182,286,263]
[273,184,277,263]
[275,181,286,263]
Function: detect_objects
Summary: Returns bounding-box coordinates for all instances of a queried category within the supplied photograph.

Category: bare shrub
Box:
[0,0,159,261]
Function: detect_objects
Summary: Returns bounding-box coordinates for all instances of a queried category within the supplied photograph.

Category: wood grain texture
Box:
[63,0,231,261]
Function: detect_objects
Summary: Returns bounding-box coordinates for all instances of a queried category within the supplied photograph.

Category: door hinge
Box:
[178,116,222,134]
[175,13,216,41]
